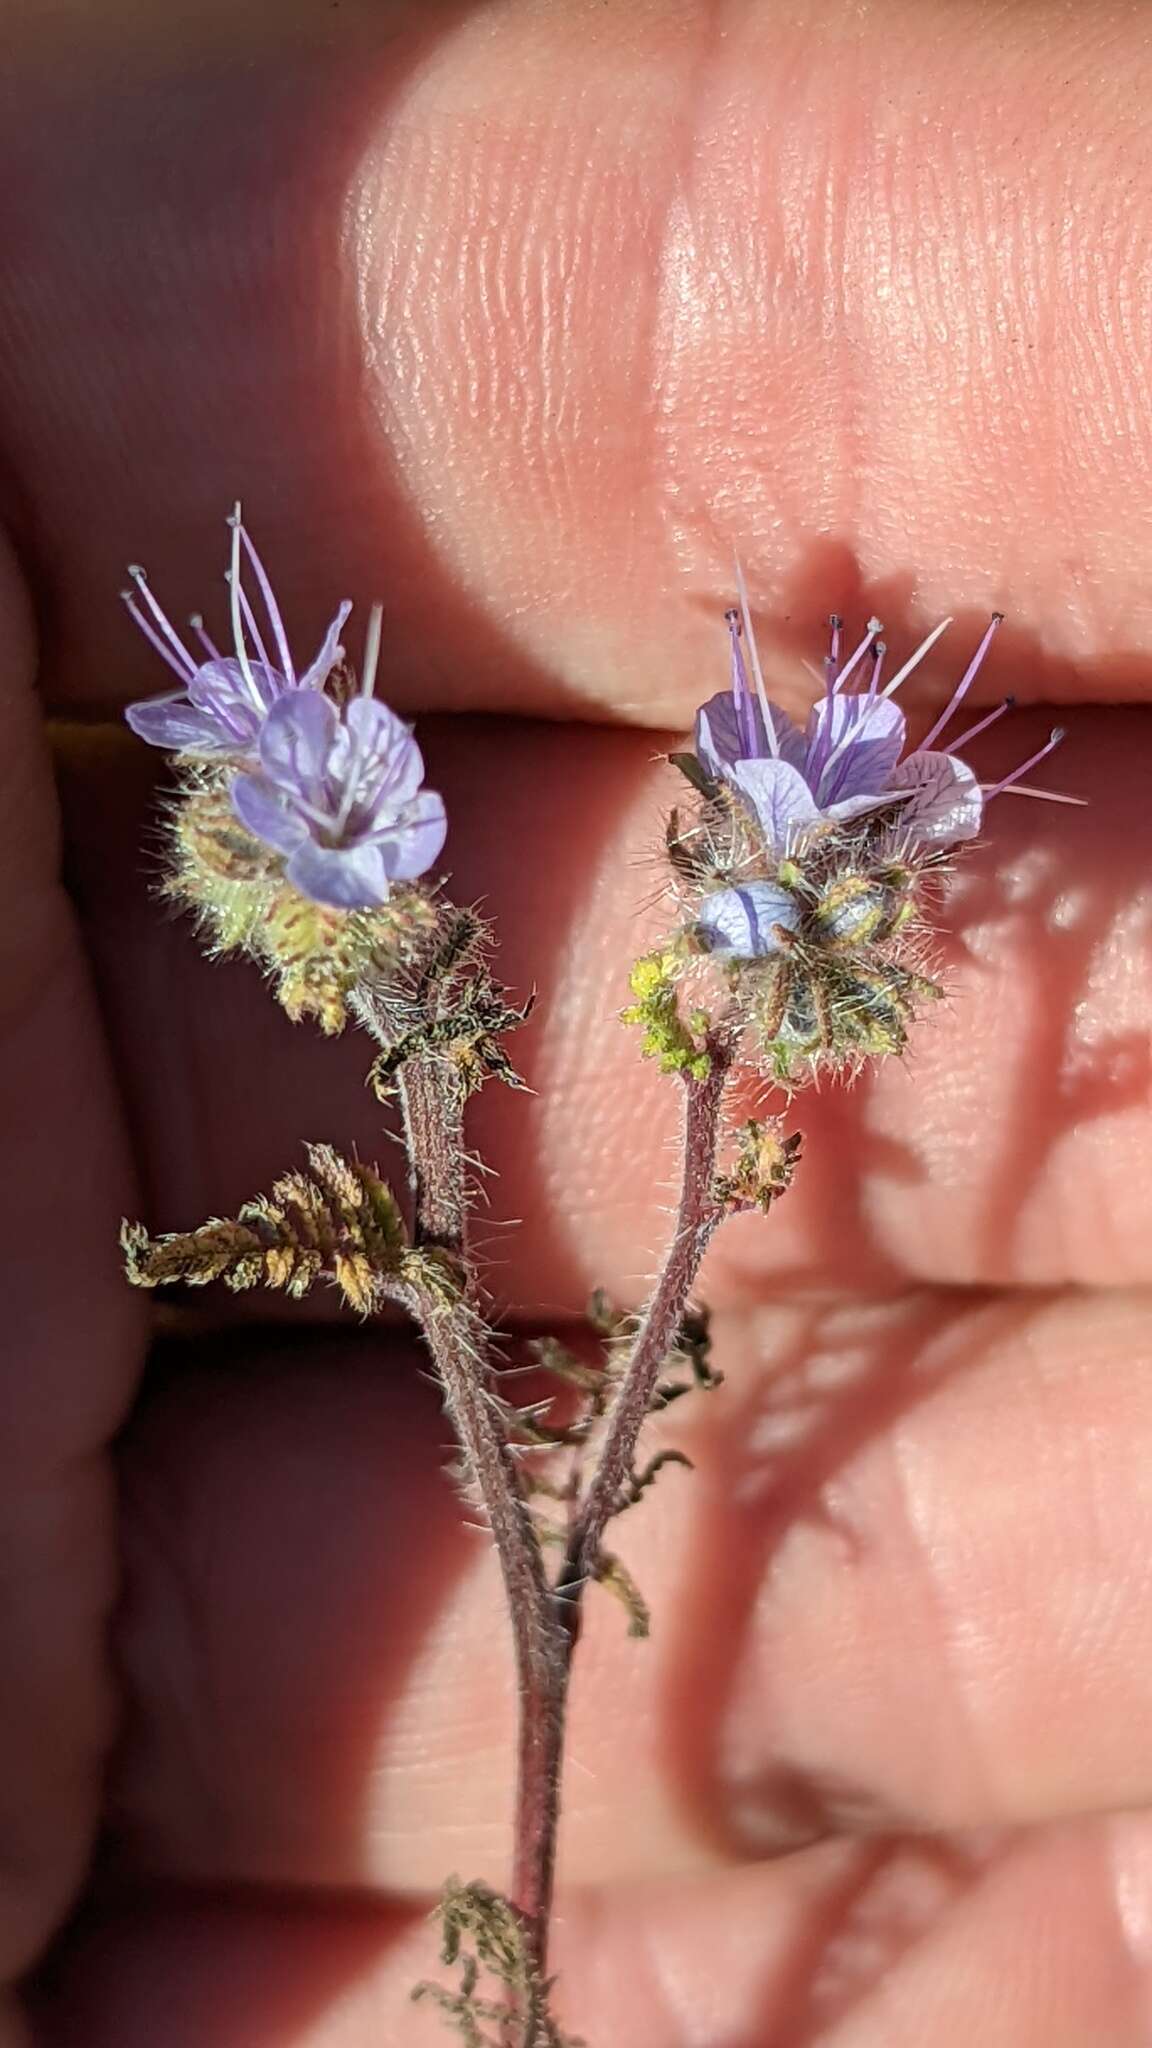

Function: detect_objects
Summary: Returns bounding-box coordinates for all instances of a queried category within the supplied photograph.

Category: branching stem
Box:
[359,980,739,2046]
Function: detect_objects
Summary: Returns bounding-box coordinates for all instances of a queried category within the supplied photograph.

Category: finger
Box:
[30,1815,1152,2046]
[3,0,1152,724]
[0,2005,31,2048]
[0,539,142,1982]
[108,1290,1152,1895]
[62,700,1152,1305]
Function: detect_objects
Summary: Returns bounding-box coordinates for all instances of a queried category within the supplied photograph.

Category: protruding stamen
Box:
[226,515,260,705]
[991,785,1087,806]
[824,613,843,689]
[983,727,1066,800]
[233,578,274,679]
[725,606,759,756]
[234,509,296,686]
[868,640,887,696]
[188,613,227,665]
[833,615,883,693]
[878,615,953,700]
[360,603,383,699]
[333,606,388,838]
[125,566,197,681]
[918,614,1003,750]
[121,592,197,684]
[734,559,781,758]
[942,693,1014,755]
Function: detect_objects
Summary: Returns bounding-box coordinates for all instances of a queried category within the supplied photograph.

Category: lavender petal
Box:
[823,790,905,826]
[374,790,448,880]
[285,838,393,909]
[189,655,286,720]
[297,601,353,691]
[258,690,341,792]
[886,749,985,844]
[230,773,311,855]
[344,697,426,807]
[727,756,822,852]
[694,691,804,778]
[805,695,906,803]
[696,883,801,959]
[124,696,236,754]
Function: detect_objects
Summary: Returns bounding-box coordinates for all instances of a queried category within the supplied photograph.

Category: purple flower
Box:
[123,505,351,756]
[230,660,447,910]
[690,573,1073,960]
[696,883,802,959]
[123,505,449,909]
[694,575,1071,862]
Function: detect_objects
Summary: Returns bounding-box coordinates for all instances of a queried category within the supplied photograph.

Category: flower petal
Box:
[230,774,310,855]
[694,692,805,778]
[297,601,353,691]
[189,656,286,722]
[885,749,985,845]
[693,692,743,778]
[373,790,448,880]
[696,883,801,959]
[806,695,906,803]
[123,695,235,754]
[727,756,822,852]
[284,838,393,909]
[823,791,902,826]
[258,690,341,793]
[344,697,425,809]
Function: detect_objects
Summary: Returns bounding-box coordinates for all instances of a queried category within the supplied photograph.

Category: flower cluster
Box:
[690,589,1062,961]
[651,580,1070,1080]
[123,507,446,910]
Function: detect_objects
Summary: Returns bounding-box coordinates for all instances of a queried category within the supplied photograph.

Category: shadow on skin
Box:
[757,1835,994,2048]
[27,1888,414,2048]
[655,1293,1041,1857]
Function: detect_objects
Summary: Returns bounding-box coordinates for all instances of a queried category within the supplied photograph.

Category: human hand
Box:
[5,3,1152,2041]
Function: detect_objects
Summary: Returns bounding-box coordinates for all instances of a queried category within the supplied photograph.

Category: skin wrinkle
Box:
[654,28,854,571]
[352,10,702,675]
[885,1361,1009,1827]
[709,1289,995,1848]
[4,5,1152,723]
[881,1343,1016,1826]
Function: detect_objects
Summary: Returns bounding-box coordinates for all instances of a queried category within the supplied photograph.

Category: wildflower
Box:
[231,651,447,910]
[122,505,448,914]
[123,505,351,756]
[642,577,1077,1083]
[690,573,1067,962]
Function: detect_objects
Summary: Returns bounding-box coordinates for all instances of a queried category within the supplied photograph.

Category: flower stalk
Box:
[354,975,575,2036]
[557,1011,738,1601]
[500,1011,743,2030]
